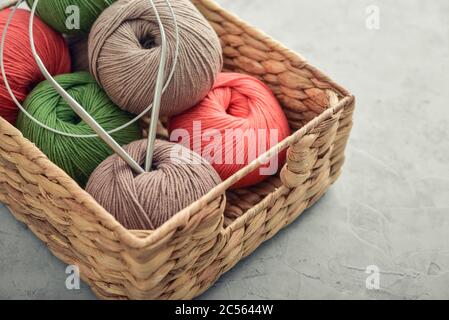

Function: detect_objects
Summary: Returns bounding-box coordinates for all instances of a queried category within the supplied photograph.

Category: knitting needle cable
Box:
[145,0,169,172]
[1,0,179,174]
[0,0,180,139]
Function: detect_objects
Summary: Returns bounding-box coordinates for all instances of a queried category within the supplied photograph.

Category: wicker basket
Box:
[0,0,355,299]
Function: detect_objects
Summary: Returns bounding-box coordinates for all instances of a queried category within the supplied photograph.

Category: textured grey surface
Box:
[1,0,449,300]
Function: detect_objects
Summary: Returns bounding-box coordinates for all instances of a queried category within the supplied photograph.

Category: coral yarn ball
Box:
[169,73,290,189]
[0,8,71,124]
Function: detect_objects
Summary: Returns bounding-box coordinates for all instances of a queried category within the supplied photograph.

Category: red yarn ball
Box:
[0,8,71,124]
[169,73,290,189]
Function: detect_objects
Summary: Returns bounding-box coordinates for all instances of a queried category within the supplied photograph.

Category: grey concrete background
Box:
[1,0,449,300]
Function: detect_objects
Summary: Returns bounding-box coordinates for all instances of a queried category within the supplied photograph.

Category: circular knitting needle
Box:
[3,0,178,175]
[2,1,179,139]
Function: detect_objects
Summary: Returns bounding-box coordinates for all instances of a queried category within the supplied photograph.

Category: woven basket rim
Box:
[0,0,355,249]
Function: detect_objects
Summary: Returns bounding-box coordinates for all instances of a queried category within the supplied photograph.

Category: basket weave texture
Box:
[0,0,355,299]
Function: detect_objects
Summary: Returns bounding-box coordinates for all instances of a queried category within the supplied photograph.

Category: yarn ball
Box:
[88,0,223,116]
[26,0,116,35]
[86,139,222,230]
[169,73,291,189]
[0,8,70,124]
[16,72,142,187]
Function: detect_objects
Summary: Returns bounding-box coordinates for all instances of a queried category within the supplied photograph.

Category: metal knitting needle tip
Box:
[144,0,169,172]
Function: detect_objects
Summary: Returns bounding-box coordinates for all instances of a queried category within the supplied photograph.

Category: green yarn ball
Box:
[26,0,116,35]
[17,72,142,187]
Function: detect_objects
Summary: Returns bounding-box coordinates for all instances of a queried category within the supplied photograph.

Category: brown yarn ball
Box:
[88,0,223,116]
[86,139,222,230]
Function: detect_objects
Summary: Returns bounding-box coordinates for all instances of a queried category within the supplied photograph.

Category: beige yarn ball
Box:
[88,0,223,116]
[86,139,222,230]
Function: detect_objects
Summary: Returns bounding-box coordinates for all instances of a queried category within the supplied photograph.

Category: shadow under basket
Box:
[0,0,355,299]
